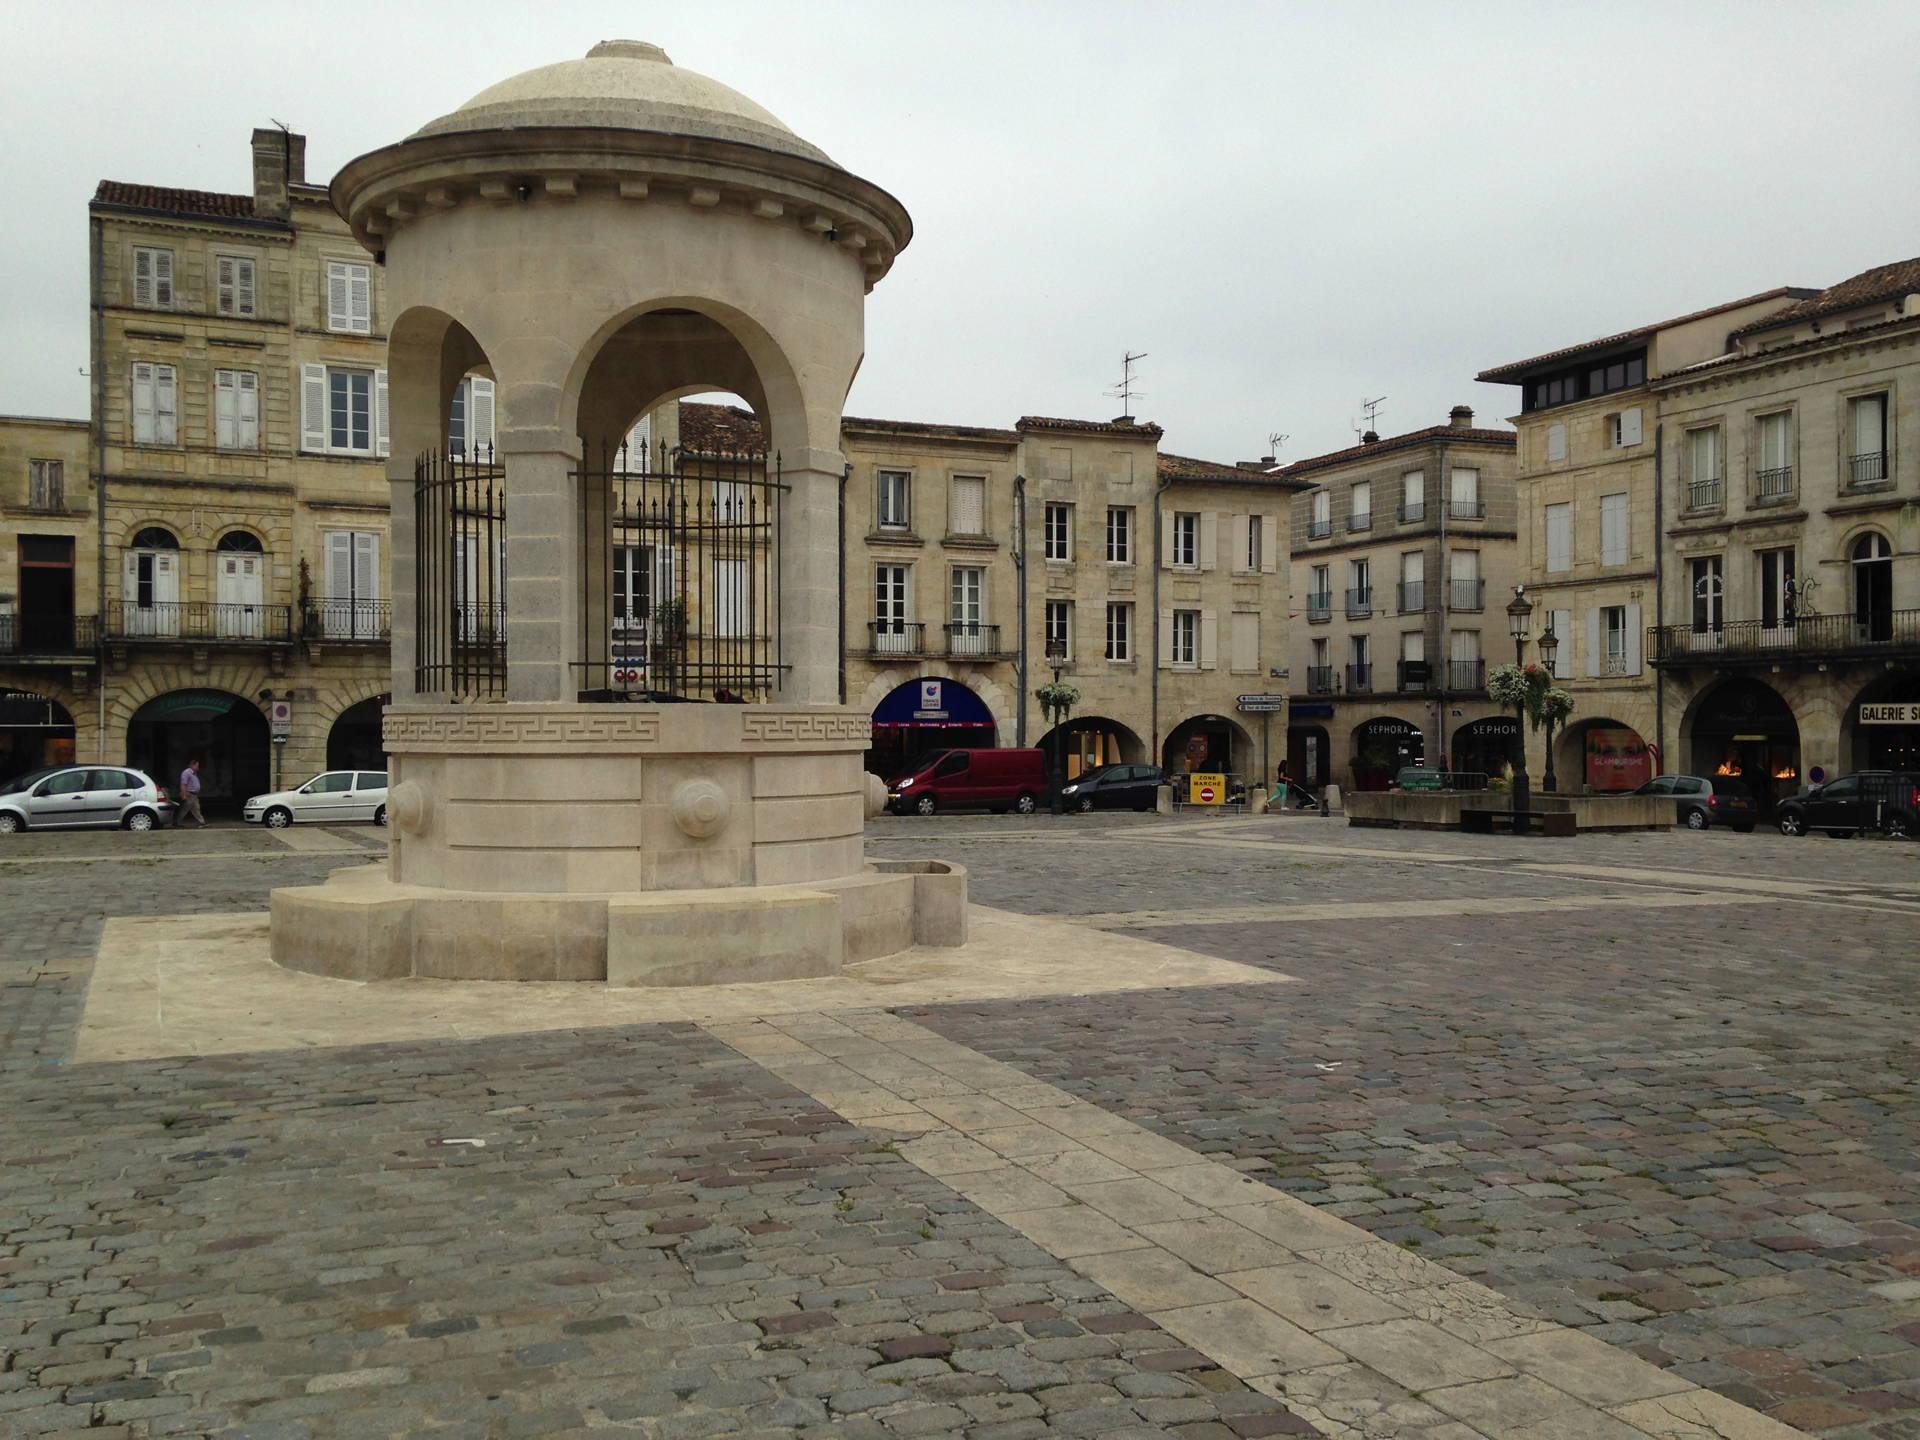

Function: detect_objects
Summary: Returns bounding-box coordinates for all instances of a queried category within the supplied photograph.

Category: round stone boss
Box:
[670,778,731,838]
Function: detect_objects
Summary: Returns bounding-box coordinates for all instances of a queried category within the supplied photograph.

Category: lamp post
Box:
[1506,585,1535,834]
[1537,622,1560,793]
[1042,637,1072,815]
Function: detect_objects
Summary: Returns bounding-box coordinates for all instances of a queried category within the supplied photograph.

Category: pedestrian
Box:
[175,756,207,828]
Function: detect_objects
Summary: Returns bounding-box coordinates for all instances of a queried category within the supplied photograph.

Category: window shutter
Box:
[1619,408,1643,446]
[300,363,328,452]
[1450,549,1478,582]
[1585,610,1601,678]
[1159,511,1174,568]
[216,256,234,313]
[1231,612,1258,672]
[471,377,495,456]
[1547,424,1567,462]
[131,361,154,441]
[354,532,380,602]
[214,371,236,448]
[1260,520,1277,573]
[350,266,372,333]
[154,365,177,444]
[1854,395,1885,455]
[1451,467,1478,505]
[1624,602,1642,674]
[1199,511,1218,571]
[238,371,258,447]
[1232,514,1251,571]
[326,264,349,330]
[1550,608,1572,677]
[1199,608,1218,670]
[133,248,152,307]
[375,369,390,458]
[238,258,255,315]
[154,250,172,307]
[1157,607,1174,668]
[950,476,985,536]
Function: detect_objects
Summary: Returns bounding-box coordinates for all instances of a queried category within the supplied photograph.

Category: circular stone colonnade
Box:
[271,41,964,984]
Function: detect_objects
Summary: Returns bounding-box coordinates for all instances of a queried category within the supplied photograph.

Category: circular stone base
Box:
[269,860,966,986]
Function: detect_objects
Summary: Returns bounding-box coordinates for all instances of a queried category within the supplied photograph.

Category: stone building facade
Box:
[1282,407,1518,791]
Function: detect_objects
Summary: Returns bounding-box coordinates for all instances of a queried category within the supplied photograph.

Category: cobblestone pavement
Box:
[1,831,1309,1438]
[888,817,1920,1438]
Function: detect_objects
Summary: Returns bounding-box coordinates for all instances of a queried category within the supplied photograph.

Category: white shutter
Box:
[350,266,372,333]
[1231,613,1258,672]
[154,250,172,306]
[1199,512,1219,571]
[215,371,237,448]
[1450,549,1478,582]
[1199,608,1218,670]
[154,551,178,606]
[375,369,390,458]
[1403,471,1423,511]
[131,362,154,443]
[471,377,495,456]
[1547,423,1567,462]
[1624,602,1642,675]
[301,363,328,452]
[1585,610,1601,678]
[1601,493,1628,566]
[237,371,258,448]
[1158,607,1174,668]
[154,365,177,444]
[325,532,352,598]
[236,257,255,315]
[354,532,380,601]
[121,549,139,611]
[1450,467,1478,506]
[1546,503,1571,572]
[1618,407,1643,446]
[216,256,235,313]
[1402,551,1423,585]
[327,263,349,330]
[1260,518,1277,573]
[133,248,152,307]
[1550,608,1572,677]
[950,476,985,536]
[1854,395,1885,456]
[1159,511,1175,568]
[1232,514,1251,572]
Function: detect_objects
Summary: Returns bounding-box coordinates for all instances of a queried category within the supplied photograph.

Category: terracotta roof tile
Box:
[1016,415,1164,438]
[1729,256,1920,338]
[843,415,1021,443]
[676,402,765,453]
[92,181,262,222]
[1476,286,1815,383]
[1282,425,1515,479]
[1156,452,1310,489]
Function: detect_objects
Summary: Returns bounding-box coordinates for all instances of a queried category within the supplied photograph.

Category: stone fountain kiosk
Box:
[270,41,965,984]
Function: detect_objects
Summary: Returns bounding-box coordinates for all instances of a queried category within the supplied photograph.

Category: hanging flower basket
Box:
[1035,680,1081,723]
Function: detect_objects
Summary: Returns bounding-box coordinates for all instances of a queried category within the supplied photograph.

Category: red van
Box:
[888,748,1046,816]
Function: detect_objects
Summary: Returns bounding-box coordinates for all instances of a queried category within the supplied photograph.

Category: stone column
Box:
[502,429,585,703]
[387,459,418,702]
[776,448,846,705]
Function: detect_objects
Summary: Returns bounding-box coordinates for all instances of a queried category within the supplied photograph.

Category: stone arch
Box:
[1842,669,1920,771]
[1556,715,1654,794]
[1036,715,1145,776]
[1162,712,1255,776]
[0,684,80,783]
[856,664,1014,738]
[1678,676,1804,812]
[124,683,271,814]
[388,305,497,467]
[214,526,266,551]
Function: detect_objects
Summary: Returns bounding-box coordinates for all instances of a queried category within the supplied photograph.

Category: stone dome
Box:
[413,41,834,166]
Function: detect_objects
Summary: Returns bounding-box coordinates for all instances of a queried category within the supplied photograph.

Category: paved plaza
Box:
[2,814,1918,1438]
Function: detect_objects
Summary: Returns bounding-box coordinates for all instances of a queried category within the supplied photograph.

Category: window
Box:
[1171,511,1198,567]
[1399,550,1423,611]
[1309,636,1331,691]
[1349,634,1371,692]
[948,475,986,536]
[1171,609,1198,667]
[873,564,911,652]
[1402,631,1427,692]
[1449,630,1481,691]
[131,361,177,445]
[1545,501,1571,572]
[949,565,985,630]
[325,260,372,333]
[1400,471,1424,522]
[301,364,387,457]
[215,255,256,317]
[1609,407,1643,447]
[1106,506,1133,563]
[1309,489,1331,538]
[1848,394,1889,485]
[1105,602,1132,661]
[1242,514,1264,571]
[877,470,910,529]
[27,459,62,510]
[1347,557,1371,614]
[1600,492,1628,566]
[1585,603,1641,678]
[1308,563,1331,620]
[1348,481,1372,531]
[1450,549,1481,610]
[1045,599,1073,661]
[713,558,749,639]
[133,246,173,308]
[1686,427,1722,508]
[1231,611,1259,672]
[322,531,381,639]
[1449,467,1481,518]
[1755,411,1793,499]
[1760,547,1796,629]
[1690,555,1723,634]
[1521,350,1646,412]
[448,377,495,459]
[1045,502,1073,561]
[213,369,259,450]
[1603,606,1629,673]
[1546,424,1567,462]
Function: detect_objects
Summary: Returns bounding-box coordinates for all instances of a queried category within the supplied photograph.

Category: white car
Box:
[244,770,389,828]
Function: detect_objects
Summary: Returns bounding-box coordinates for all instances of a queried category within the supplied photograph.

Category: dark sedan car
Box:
[1632,774,1757,832]
[1059,763,1165,813]
[1776,771,1918,838]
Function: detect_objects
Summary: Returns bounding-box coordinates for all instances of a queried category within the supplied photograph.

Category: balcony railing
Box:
[1450,578,1485,611]
[1397,501,1425,524]
[1648,608,1920,665]
[1753,465,1795,502]
[0,614,97,656]
[1307,518,1331,540]
[304,598,391,641]
[1345,587,1373,618]
[1346,663,1373,693]
[1347,512,1373,533]
[1398,581,1424,613]
[1686,477,1722,511]
[1305,665,1335,695]
[110,601,292,643]
[1600,653,1630,676]
[944,621,1005,658]
[1849,451,1889,487]
[869,620,927,655]
[1448,659,1486,692]
[1448,498,1485,520]
[1306,592,1332,622]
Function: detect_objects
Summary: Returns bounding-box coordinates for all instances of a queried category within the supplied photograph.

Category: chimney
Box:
[1449,405,1474,429]
[1111,414,1135,426]
[250,126,305,220]
[1361,430,1379,445]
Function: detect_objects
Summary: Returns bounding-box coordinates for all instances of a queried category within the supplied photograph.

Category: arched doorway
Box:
[1852,532,1893,643]
[1846,673,1920,772]
[1162,714,1252,777]
[1558,717,1654,793]
[1686,678,1800,815]
[123,526,181,638]
[1038,716,1143,781]
[1287,724,1329,788]
[0,690,76,784]
[1350,716,1424,791]
[868,676,996,779]
[214,530,267,639]
[127,689,269,816]
[1451,716,1519,784]
[327,695,390,771]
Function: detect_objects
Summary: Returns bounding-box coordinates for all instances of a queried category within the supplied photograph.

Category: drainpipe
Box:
[1149,470,1174,764]
[1435,440,1449,772]
[90,212,108,762]
[838,463,849,706]
[1012,474,1027,745]
[1652,421,1665,775]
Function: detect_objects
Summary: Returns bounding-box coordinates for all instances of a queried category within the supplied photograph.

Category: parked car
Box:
[1631,774,1758,832]
[1060,763,1166,813]
[887,748,1045,816]
[244,770,390,828]
[1775,770,1918,839]
[0,765,173,833]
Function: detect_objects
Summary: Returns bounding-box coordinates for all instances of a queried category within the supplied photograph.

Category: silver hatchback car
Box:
[0,765,174,833]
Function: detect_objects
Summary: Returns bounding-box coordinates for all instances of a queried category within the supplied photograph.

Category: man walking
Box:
[175,757,206,828]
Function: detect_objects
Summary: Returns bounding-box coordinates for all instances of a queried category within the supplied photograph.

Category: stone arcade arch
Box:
[1681,677,1802,815]
[126,689,269,815]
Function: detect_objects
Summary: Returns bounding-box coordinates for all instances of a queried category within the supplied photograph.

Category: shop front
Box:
[126,689,270,815]
[1040,716,1142,781]
[1286,700,1333,789]
[868,677,996,780]
[1350,716,1424,792]
[1851,676,1920,773]
[1162,714,1248,777]
[1687,678,1799,815]
[0,690,75,784]
[1450,716,1518,784]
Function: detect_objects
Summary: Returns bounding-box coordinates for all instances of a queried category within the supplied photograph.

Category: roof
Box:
[1476,287,1816,383]
[844,415,1021,444]
[1281,425,1516,480]
[91,181,264,223]
[676,402,765,453]
[1157,452,1310,490]
[1660,311,1920,386]
[1016,415,1164,438]
[0,413,88,429]
[1729,256,1920,338]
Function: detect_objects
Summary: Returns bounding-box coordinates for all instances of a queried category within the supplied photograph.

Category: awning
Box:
[872,678,993,727]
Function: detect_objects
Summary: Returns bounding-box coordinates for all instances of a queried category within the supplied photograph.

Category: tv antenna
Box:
[1266,431,1289,462]
[1352,395,1387,441]
[1106,351,1148,417]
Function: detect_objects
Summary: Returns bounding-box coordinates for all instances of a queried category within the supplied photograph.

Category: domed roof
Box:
[413,41,833,166]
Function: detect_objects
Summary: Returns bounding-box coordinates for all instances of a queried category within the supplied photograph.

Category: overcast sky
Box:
[5,1,1918,463]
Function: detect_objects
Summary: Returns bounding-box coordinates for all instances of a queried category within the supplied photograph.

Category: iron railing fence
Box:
[1849,451,1889,486]
[1686,477,1722,510]
[1649,608,1920,663]
[0,614,97,655]
[944,622,1005,658]
[303,598,391,641]
[415,445,506,699]
[109,601,291,643]
[1754,465,1795,502]
[869,621,927,656]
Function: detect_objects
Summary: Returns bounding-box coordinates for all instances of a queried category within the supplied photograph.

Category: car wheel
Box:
[0,812,22,834]
[914,795,937,817]
[374,805,388,827]
[1778,811,1805,837]
[1077,795,1095,813]
[123,809,157,833]
[1015,793,1037,815]
[264,806,294,829]
[1684,807,1709,831]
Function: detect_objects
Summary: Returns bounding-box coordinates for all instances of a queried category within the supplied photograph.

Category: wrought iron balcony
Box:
[1305,665,1335,695]
[1306,518,1332,540]
[304,599,391,642]
[1648,608,1920,666]
[1450,578,1485,611]
[869,620,928,656]
[0,614,97,658]
[1753,465,1795,502]
[1347,512,1373,533]
[1448,498,1486,520]
[1448,659,1486,692]
[1849,451,1889,487]
[1397,660,1432,692]
[1685,477,1722,511]
[944,622,1007,659]
[109,602,292,644]
[1345,587,1373,618]
[1305,592,1332,622]
[1398,581,1424,613]
[1397,501,1425,524]
[1346,663,1373,693]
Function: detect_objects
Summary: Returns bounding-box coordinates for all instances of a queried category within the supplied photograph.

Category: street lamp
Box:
[1041,636,1072,815]
[1537,622,1560,793]
[1506,585,1535,834]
